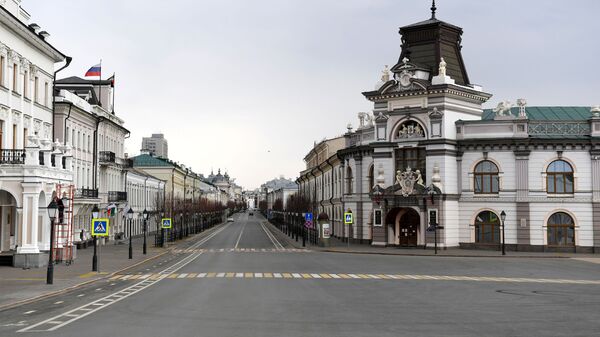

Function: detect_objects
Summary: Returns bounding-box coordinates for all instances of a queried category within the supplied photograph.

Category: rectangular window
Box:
[23,128,28,148]
[395,147,426,180]
[0,120,4,148]
[0,56,4,85]
[44,82,49,106]
[12,63,17,92]
[23,71,28,98]
[34,76,39,102]
[12,124,17,149]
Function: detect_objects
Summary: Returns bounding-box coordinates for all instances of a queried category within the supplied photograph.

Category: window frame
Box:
[546,212,575,247]
[546,160,574,194]
[474,211,501,244]
[474,160,500,194]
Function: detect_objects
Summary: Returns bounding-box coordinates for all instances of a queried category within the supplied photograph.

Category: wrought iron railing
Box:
[108,191,127,202]
[75,188,99,199]
[99,151,116,163]
[0,149,25,164]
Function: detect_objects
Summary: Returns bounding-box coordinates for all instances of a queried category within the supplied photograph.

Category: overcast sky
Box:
[27,0,600,190]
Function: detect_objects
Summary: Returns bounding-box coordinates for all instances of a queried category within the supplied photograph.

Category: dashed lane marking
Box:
[18,222,233,333]
[171,248,311,253]
[108,272,600,285]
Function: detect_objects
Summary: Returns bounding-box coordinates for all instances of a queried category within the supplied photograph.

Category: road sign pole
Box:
[92,235,98,272]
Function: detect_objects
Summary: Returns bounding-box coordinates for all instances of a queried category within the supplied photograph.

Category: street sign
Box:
[344,212,353,224]
[305,213,313,222]
[91,218,109,236]
[304,220,313,229]
[162,218,172,229]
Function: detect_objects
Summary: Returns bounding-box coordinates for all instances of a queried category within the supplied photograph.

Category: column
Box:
[16,184,40,254]
[514,149,530,248]
[355,155,363,242]
[591,150,600,252]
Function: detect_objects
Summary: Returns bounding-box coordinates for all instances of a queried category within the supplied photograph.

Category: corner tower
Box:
[391,0,470,86]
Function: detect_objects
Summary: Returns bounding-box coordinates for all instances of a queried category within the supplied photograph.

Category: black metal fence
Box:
[0,149,25,164]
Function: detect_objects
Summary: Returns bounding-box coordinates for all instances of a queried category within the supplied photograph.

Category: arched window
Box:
[547,212,575,246]
[368,165,374,190]
[474,161,499,194]
[346,166,353,194]
[474,211,500,244]
[547,160,574,194]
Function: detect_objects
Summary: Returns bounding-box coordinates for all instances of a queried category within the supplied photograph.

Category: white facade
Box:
[126,169,165,238]
[0,0,74,267]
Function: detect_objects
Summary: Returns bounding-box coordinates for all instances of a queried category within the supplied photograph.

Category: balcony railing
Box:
[75,188,99,199]
[0,149,25,164]
[99,151,116,164]
[108,191,127,202]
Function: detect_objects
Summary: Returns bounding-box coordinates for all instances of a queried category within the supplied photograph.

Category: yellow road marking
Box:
[320,273,332,279]
[245,273,254,278]
[226,272,235,277]
[263,273,273,278]
[301,273,312,278]
[206,272,216,278]
[282,273,292,278]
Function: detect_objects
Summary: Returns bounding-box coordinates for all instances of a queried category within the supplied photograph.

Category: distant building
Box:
[142,133,168,159]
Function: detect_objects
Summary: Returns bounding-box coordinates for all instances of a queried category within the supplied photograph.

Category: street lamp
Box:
[91,205,99,272]
[500,210,506,256]
[126,208,134,259]
[46,199,58,285]
[142,209,149,255]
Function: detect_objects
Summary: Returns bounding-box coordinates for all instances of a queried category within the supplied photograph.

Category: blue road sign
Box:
[162,218,172,229]
[344,212,353,224]
[91,218,109,237]
[305,213,313,222]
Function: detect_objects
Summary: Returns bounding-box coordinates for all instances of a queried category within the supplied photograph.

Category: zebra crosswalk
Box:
[109,272,600,285]
[173,248,311,254]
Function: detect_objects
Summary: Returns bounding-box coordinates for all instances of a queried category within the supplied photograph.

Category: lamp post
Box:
[91,205,99,271]
[500,210,506,256]
[142,209,148,255]
[126,208,134,259]
[46,199,58,285]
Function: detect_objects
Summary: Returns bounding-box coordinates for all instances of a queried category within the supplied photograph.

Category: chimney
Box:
[39,31,50,40]
[28,23,40,34]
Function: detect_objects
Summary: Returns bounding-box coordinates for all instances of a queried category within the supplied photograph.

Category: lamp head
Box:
[143,209,149,220]
[126,207,134,219]
[47,200,58,220]
[500,210,506,221]
[92,205,99,219]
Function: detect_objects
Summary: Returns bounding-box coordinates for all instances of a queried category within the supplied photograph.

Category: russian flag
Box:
[85,63,101,77]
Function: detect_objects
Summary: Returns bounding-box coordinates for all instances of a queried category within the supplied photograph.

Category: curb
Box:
[263,220,575,259]
[0,222,227,312]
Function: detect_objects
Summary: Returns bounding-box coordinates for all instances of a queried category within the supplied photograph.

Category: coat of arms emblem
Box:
[395,167,424,197]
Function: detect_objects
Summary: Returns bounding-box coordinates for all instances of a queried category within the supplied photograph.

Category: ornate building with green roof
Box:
[298,3,600,253]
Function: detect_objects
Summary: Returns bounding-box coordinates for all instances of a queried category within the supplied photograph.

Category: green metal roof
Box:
[482,106,592,121]
[131,154,174,167]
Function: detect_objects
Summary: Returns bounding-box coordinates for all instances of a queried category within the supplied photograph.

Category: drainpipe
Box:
[52,56,72,142]
[316,165,325,215]
[60,102,73,145]
[93,116,105,189]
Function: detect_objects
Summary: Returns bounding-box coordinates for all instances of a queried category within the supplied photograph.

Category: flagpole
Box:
[98,59,102,107]
[111,73,115,113]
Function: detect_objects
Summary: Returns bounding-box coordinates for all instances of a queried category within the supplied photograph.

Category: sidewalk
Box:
[267,222,600,259]
[0,234,169,310]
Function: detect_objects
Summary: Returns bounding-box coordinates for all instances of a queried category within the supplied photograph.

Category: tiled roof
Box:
[131,154,173,167]
[482,107,592,121]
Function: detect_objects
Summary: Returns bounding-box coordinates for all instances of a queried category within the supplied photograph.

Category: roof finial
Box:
[431,0,437,19]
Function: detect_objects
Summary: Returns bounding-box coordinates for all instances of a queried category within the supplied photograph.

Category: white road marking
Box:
[260,222,284,250]
[53,301,64,305]
[23,311,36,315]
[77,294,84,297]
[19,222,232,333]
[234,222,246,249]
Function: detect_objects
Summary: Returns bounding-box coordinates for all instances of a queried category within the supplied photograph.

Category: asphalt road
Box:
[2,212,600,337]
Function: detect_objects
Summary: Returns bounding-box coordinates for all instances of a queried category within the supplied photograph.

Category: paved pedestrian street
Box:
[0,213,599,337]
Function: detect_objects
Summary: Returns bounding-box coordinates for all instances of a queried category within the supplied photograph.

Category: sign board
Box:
[304,213,313,222]
[322,223,331,238]
[429,209,438,226]
[162,218,172,229]
[91,218,110,237]
[374,209,382,227]
[344,212,353,225]
[304,220,313,229]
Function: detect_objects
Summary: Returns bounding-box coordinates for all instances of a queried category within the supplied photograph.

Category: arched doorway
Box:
[386,207,420,247]
[0,190,18,253]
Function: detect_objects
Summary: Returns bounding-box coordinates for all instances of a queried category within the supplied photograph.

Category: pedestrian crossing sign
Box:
[344,212,353,225]
[91,218,110,237]
[162,218,172,229]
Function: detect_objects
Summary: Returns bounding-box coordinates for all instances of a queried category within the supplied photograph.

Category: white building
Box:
[55,76,130,241]
[125,168,165,238]
[0,0,74,267]
[299,6,600,253]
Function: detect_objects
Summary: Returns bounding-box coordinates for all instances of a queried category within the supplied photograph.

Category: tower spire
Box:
[431,0,437,19]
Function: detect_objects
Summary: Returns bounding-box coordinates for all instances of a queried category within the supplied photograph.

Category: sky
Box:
[26,0,600,190]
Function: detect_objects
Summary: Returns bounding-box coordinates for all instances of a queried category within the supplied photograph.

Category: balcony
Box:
[108,191,127,202]
[0,149,25,164]
[100,151,132,168]
[99,151,116,164]
[75,188,99,199]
